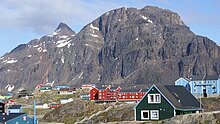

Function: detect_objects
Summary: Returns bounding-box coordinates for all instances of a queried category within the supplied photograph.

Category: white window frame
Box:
[155,94,161,103]
[141,110,149,120]
[150,110,159,120]
[148,94,161,103]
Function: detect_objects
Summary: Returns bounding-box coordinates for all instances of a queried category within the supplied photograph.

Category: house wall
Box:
[175,110,199,115]
[175,78,191,92]
[6,114,34,124]
[90,88,99,100]
[175,78,189,86]
[135,87,174,121]
[190,80,218,95]
[217,79,220,94]
[8,107,22,113]
[0,103,5,113]
[118,92,145,101]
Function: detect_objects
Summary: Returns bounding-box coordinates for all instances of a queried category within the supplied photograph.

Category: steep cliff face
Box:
[0,6,220,90]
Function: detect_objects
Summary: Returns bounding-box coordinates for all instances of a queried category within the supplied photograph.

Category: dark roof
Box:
[8,105,22,109]
[59,88,71,91]
[191,75,219,81]
[0,113,25,122]
[156,85,201,110]
[120,89,148,92]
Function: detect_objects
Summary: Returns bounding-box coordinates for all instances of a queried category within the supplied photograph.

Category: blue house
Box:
[175,77,191,92]
[0,113,34,124]
[175,75,220,97]
[8,105,22,113]
[54,85,70,90]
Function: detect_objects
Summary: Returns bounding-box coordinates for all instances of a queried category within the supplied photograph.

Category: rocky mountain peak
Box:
[141,6,185,26]
[51,22,76,36]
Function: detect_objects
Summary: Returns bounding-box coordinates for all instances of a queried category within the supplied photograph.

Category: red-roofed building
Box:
[90,85,147,102]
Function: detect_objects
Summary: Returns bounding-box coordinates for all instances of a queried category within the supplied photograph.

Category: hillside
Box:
[41,97,220,124]
[0,6,220,90]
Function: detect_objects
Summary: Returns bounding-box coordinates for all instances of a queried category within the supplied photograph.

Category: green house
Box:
[39,86,52,92]
[134,85,202,121]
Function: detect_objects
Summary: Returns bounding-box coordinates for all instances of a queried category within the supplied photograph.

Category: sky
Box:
[0,0,219,56]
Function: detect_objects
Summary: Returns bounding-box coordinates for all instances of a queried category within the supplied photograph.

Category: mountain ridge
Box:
[0,6,220,91]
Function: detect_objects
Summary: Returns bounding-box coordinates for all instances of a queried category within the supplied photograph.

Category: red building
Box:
[49,103,60,109]
[90,85,147,101]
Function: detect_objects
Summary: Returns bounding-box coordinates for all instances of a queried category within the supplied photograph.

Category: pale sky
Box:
[0,0,219,56]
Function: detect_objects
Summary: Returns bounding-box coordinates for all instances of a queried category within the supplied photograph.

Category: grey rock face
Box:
[0,6,220,90]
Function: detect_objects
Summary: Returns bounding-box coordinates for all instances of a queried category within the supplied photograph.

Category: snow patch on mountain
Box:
[57,40,71,48]
[78,72,84,79]
[141,15,148,20]
[37,47,42,52]
[47,29,61,37]
[148,19,153,23]
[91,34,99,38]
[33,45,39,48]
[4,59,18,64]
[90,24,99,31]
[43,49,47,52]
[59,35,69,39]
[61,56,65,63]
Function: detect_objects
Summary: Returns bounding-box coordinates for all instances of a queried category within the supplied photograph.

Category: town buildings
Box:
[90,85,147,102]
[175,75,220,97]
[0,113,34,124]
[0,103,34,124]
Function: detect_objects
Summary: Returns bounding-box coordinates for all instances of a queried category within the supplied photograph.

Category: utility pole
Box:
[34,100,36,124]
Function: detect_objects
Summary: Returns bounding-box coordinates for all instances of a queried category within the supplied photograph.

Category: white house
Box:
[36,103,49,109]
[58,88,75,95]
[60,98,73,104]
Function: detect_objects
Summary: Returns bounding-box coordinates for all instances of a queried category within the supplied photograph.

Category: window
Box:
[148,94,161,103]
[141,110,149,120]
[155,95,160,102]
[151,110,159,120]
[149,95,154,102]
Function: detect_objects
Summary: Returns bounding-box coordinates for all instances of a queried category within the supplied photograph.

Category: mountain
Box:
[0,6,220,90]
